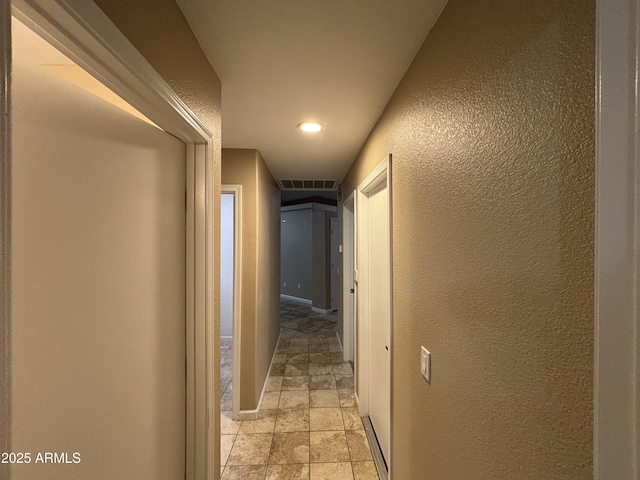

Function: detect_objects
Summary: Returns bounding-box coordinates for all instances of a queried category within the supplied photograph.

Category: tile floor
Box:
[219,299,379,480]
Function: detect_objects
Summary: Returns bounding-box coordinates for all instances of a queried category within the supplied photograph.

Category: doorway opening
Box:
[342,191,355,365]
[356,155,392,478]
[220,185,242,421]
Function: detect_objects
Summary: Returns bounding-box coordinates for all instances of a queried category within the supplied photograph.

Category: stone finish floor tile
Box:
[310,407,345,431]
[287,353,310,364]
[309,462,354,480]
[273,353,288,364]
[308,343,330,353]
[288,344,309,353]
[279,391,310,409]
[308,353,333,365]
[270,363,286,376]
[221,411,242,435]
[309,374,337,390]
[310,389,340,408]
[239,409,277,434]
[227,433,272,466]
[351,461,379,480]
[345,429,373,461]
[334,374,354,390]
[269,432,310,464]
[221,465,268,480]
[266,463,310,480]
[342,407,364,430]
[282,375,310,391]
[220,298,378,479]
[285,363,310,376]
[308,364,334,376]
[338,389,356,408]
[262,391,281,409]
[333,363,354,375]
[275,408,310,432]
[221,434,235,466]
[310,431,350,463]
[266,376,284,392]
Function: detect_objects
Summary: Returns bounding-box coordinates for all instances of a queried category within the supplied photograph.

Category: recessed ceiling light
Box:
[298,122,323,133]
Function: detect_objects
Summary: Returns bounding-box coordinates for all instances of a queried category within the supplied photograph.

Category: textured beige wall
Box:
[11,49,186,479]
[223,149,281,410]
[255,151,281,401]
[342,0,595,477]
[222,149,258,409]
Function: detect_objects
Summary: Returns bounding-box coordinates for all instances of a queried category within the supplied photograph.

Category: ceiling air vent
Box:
[278,179,337,190]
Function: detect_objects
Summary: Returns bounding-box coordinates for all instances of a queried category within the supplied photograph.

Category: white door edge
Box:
[356,154,392,475]
[222,185,243,420]
[595,0,639,477]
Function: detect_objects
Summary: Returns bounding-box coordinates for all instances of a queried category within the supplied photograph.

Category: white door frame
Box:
[342,191,356,363]
[356,155,393,475]
[221,185,242,420]
[1,1,217,479]
[595,0,639,477]
[0,0,10,465]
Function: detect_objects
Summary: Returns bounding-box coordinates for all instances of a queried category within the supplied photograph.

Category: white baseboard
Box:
[311,306,334,314]
[280,294,312,304]
[236,408,259,421]
[237,331,284,421]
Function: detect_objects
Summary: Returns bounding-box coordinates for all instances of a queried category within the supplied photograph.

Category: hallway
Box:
[219,299,379,480]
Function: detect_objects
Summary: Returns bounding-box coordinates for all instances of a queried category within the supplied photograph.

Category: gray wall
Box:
[281,204,336,311]
[281,209,313,299]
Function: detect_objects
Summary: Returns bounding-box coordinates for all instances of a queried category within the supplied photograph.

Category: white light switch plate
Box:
[421,346,431,382]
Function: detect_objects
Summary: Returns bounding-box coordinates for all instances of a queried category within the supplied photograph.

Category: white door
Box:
[356,156,392,469]
[366,180,391,464]
[331,217,339,310]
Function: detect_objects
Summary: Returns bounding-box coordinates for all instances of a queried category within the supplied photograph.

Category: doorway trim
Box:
[3,1,217,479]
[222,185,243,419]
[595,0,639,477]
[356,154,393,477]
[0,0,10,467]
[341,191,356,363]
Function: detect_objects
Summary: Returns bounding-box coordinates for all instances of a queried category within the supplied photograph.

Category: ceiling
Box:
[175,0,448,183]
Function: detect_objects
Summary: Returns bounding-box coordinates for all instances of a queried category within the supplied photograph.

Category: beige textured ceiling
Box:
[175,0,447,182]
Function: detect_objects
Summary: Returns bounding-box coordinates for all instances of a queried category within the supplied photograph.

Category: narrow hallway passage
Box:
[220,299,379,480]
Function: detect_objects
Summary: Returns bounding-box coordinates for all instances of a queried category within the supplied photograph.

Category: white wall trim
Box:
[222,185,242,420]
[7,2,217,479]
[11,0,212,144]
[595,0,639,477]
[312,307,334,314]
[335,331,343,352]
[236,333,284,421]
[281,202,338,213]
[0,0,11,476]
[280,294,312,305]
